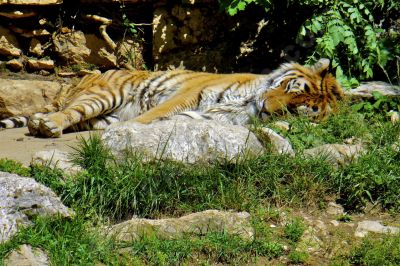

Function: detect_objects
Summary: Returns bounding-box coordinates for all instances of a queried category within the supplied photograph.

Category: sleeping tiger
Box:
[0,58,343,138]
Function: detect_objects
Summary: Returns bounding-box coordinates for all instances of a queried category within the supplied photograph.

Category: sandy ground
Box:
[0,127,93,166]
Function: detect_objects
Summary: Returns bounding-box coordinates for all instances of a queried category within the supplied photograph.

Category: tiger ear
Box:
[312,58,330,76]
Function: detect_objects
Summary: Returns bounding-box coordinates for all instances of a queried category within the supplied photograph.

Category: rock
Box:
[27,59,55,71]
[0,171,73,243]
[389,111,399,124]
[0,9,37,19]
[0,0,62,4]
[102,119,265,163]
[0,79,62,119]
[6,59,23,71]
[53,31,132,69]
[29,38,45,57]
[355,220,400,238]
[330,220,340,227]
[117,38,145,70]
[304,143,365,165]
[273,121,290,131]
[0,26,21,57]
[4,244,49,266]
[106,210,253,242]
[259,127,295,156]
[53,31,91,65]
[326,202,344,216]
[346,82,400,98]
[77,69,101,76]
[297,226,323,253]
[32,149,82,175]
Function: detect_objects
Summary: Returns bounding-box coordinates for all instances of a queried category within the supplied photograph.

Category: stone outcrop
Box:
[4,245,50,266]
[106,210,254,242]
[0,79,62,119]
[0,171,73,243]
[102,119,266,163]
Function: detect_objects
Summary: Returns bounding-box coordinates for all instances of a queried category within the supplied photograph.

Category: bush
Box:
[219,0,400,85]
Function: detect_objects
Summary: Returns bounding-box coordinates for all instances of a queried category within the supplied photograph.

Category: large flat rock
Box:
[102,118,266,163]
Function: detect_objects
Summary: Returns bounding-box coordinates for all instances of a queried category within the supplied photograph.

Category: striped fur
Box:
[0,59,343,138]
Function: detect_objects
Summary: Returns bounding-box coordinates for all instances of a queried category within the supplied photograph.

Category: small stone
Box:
[4,244,49,266]
[260,127,295,156]
[78,69,101,76]
[27,58,54,71]
[389,111,399,125]
[29,38,44,57]
[326,202,344,216]
[330,220,340,227]
[57,71,76,77]
[273,120,290,131]
[355,220,400,238]
[6,59,23,71]
[0,26,21,57]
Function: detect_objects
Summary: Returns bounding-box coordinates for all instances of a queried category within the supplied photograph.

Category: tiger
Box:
[0,58,343,138]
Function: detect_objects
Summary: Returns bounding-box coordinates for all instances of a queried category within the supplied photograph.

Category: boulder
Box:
[32,149,82,175]
[106,210,254,242]
[4,245,49,266]
[102,119,266,163]
[304,143,365,165]
[0,79,62,119]
[0,171,73,243]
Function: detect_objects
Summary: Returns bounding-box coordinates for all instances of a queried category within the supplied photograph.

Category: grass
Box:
[0,101,399,264]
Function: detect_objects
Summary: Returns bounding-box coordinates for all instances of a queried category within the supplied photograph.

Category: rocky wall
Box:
[0,0,322,75]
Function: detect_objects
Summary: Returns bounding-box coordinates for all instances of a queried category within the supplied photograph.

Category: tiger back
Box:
[0,58,343,138]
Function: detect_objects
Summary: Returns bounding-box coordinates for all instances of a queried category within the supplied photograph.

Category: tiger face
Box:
[261,58,343,119]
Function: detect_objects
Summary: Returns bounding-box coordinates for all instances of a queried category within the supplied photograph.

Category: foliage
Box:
[352,91,400,117]
[344,233,400,265]
[0,159,30,177]
[0,216,122,265]
[219,0,400,85]
[284,218,306,242]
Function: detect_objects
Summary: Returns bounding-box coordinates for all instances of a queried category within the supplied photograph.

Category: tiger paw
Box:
[38,117,63,138]
[27,113,45,136]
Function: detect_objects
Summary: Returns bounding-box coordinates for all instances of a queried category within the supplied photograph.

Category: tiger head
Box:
[260,58,344,119]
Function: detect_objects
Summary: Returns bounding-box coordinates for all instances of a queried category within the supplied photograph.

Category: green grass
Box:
[334,233,400,265]
[0,216,122,266]
[0,101,399,264]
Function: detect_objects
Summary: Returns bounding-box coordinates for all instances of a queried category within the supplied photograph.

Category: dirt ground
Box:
[0,127,92,166]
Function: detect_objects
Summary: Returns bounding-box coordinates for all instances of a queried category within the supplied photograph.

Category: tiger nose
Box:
[312,106,319,112]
